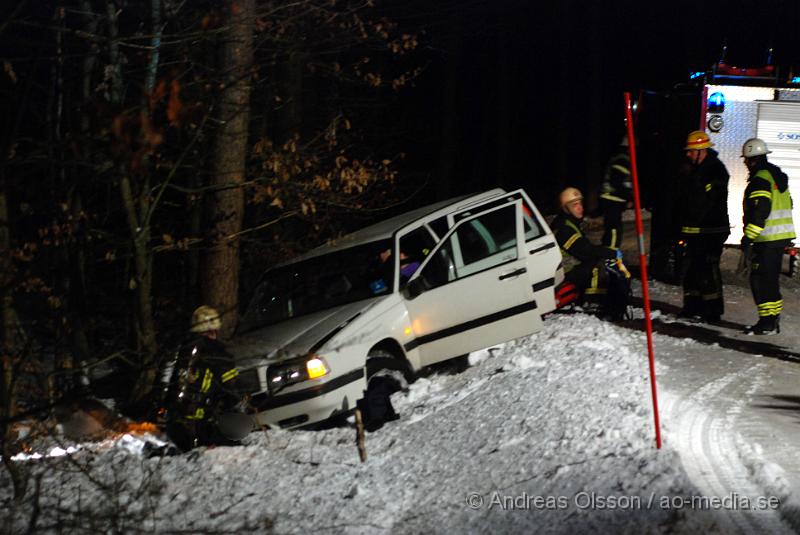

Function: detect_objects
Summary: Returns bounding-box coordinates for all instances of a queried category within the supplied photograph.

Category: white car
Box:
[231,188,563,429]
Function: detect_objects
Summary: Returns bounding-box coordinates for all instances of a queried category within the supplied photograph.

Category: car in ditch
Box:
[230,188,563,429]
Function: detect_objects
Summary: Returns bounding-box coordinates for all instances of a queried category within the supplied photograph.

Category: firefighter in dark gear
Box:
[599,136,634,248]
[740,138,795,335]
[678,131,730,323]
[552,187,627,318]
[162,306,243,451]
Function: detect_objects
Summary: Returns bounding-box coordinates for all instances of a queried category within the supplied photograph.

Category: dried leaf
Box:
[3,61,16,84]
[167,79,183,125]
[150,79,167,110]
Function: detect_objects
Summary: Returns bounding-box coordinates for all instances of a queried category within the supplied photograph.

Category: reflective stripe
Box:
[200,369,213,393]
[768,209,793,219]
[760,224,795,236]
[701,292,721,301]
[186,408,205,420]
[584,266,605,295]
[681,225,729,235]
[748,190,771,200]
[705,183,712,193]
[757,300,783,316]
[744,223,763,239]
[563,233,579,249]
[600,193,626,203]
[584,288,607,295]
[752,170,796,242]
[610,229,617,249]
[221,368,239,382]
[565,220,581,234]
[611,164,631,175]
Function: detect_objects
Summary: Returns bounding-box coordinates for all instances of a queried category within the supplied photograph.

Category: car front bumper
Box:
[249,368,366,429]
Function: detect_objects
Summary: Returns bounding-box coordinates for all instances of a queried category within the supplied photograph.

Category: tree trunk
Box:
[201,0,254,338]
[117,0,162,404]
[0,170,27,500]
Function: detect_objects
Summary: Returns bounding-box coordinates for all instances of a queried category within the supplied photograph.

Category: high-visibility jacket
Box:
[743,163,795,244]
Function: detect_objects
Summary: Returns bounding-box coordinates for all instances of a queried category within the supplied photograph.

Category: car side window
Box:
[419,204,518,290]
[428,216,449,240]
[398,227,437,285]
[522,201,545,241]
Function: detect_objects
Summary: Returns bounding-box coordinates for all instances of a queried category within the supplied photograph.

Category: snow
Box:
[3,244,800,532]
[0,314,734,533]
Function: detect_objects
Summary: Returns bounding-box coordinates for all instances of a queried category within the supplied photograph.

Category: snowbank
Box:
[1,314,722,533]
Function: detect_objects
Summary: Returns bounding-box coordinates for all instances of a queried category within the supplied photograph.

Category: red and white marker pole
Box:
[624,91,662,449]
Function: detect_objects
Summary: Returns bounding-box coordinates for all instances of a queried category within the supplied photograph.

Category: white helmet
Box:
[190,305,222,333]
[741,138,771,158]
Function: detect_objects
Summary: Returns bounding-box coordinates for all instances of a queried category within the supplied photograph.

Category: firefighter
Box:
[599,136,634,248]
[740,138,796,335]
[552,187,627,318]
[163,305,243,450]
[678,131,730,323]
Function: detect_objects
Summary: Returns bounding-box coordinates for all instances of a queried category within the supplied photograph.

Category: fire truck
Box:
[636,57,800,282]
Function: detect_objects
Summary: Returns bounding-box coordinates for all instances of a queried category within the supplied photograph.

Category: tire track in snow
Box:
[664,362,792,535]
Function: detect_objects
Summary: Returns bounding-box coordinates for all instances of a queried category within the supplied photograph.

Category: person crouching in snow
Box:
[161,305,246,451]
[551,187,630,320]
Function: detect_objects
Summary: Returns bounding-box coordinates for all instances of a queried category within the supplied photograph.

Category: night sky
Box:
[386,0,800,212]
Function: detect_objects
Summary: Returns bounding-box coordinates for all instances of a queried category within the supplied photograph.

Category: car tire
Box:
[359,348,413,432]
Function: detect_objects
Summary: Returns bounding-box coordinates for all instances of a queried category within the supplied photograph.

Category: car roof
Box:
[282,188,507,265]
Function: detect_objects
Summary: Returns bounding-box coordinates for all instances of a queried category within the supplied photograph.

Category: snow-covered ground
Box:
[2,306,796,534]
[3,220,800,534]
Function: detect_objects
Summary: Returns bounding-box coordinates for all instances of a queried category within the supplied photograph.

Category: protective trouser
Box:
[600,198,625,249]
[682,234,726,318]
[750,244,783,318]
[566,260,608,299]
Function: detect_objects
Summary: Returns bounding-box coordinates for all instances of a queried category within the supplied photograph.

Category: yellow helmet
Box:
[190,305,222,333]
[559,187,583,209]
[684,130,713,150]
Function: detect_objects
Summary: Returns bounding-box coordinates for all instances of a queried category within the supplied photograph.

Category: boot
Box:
[743,315,780,335]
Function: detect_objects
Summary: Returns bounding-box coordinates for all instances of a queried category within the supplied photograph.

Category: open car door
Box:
[402,196,542,367]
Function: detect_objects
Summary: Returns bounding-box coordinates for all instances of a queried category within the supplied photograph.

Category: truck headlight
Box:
[267,355,330,394]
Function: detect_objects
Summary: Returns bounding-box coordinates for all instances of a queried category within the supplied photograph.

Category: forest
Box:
[3,0,799,502]
[0,0,436,495]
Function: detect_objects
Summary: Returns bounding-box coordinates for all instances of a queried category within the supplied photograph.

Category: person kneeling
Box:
[552,187,630,320]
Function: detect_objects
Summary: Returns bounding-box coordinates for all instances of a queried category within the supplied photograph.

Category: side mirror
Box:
[403,277,427,300]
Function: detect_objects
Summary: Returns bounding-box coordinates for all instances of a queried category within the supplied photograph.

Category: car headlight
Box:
[267,354,330,394]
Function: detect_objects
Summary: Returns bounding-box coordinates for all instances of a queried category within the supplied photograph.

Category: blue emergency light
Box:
[792,76,800,84]
[690,71,705,80]
[708,92,725,113]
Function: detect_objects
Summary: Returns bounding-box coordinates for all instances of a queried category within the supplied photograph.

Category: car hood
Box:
[229,296,386,366]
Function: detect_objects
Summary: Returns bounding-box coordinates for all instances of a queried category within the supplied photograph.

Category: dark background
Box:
[384,0,800,214]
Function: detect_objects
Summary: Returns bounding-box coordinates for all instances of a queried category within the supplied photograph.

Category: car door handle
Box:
[499,267,527,280]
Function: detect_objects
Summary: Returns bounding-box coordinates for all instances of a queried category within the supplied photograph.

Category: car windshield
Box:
[240,239,394,331]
